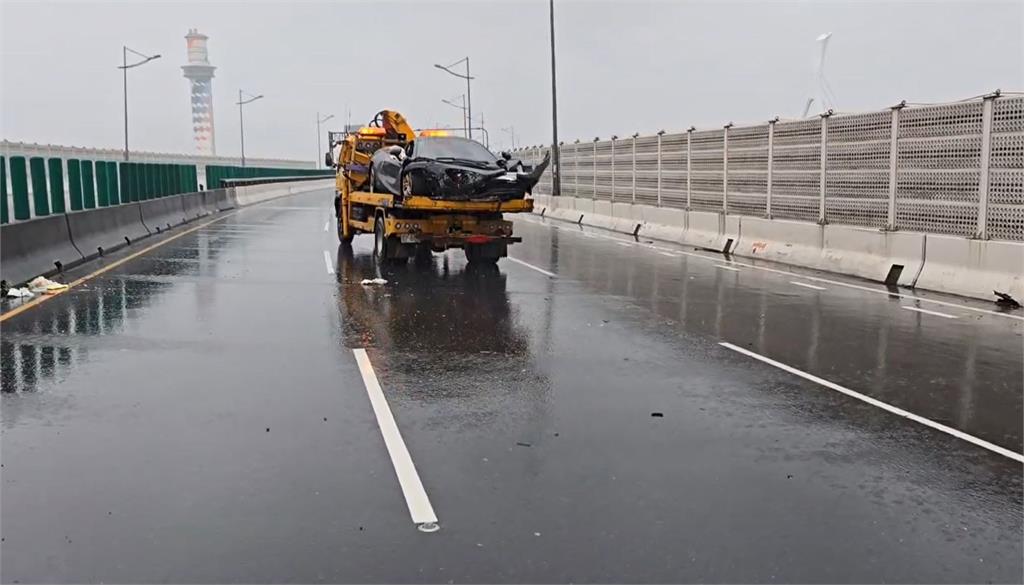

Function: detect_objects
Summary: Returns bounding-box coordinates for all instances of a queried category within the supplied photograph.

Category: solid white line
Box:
[791,281,827,291]
[659,251,677,258]
[715,264,740,272]
[323,250,334,274]
[902,306,958,319]
[323,220,330,232]
[719,342,1024,463]
[507,256,557,278]
[514,215,1023,322]
[353,349,440,527]
[616,242,633,248]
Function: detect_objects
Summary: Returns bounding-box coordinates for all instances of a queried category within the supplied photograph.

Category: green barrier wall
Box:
[10,157,29,220]
[68,159,83,211]
[1,156,7,224]
[47,158,66,213]
[108,163,121,205]
[29,157,49,216]
[96,162,110,207]
[82,161,96,209]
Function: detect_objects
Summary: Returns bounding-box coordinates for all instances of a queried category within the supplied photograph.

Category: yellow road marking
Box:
[1,212,237,323]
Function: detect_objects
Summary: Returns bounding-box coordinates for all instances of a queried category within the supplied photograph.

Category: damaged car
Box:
[369,136,550,201]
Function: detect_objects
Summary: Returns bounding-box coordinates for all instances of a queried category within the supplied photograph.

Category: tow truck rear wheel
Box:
[464,242,505,265]
[374,215,405,264]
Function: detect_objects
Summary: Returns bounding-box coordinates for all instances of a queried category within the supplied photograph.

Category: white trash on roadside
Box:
[27,276,69,294]
[6,287,34,298]
[360,278,388,286]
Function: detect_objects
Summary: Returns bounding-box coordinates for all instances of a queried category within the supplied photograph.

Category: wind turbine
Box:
[802,32,837,117]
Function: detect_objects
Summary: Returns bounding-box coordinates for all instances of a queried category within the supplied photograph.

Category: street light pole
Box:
[434,57,474,140]
[118,46,161,162]
[441,95,468,137]
[549,0,561,196]
[236,89,264,167]
[317,112,335,166]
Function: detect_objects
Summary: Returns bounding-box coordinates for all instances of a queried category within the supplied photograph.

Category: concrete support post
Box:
[977,95,995,240]
[686,129,693,209]
[766,119,775,218]
[887,105,901,230]
[819,113,830,224]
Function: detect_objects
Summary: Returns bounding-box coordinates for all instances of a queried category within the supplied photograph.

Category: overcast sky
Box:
[2,0,1021,163]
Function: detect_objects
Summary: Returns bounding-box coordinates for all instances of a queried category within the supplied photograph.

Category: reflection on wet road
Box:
[2,189,1021,583]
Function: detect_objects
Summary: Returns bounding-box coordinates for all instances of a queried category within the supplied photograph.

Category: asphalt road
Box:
[2,188,1021,583]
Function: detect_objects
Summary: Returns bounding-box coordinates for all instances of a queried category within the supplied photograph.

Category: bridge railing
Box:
[517,93,1023,242]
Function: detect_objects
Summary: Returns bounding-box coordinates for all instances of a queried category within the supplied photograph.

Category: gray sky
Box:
[2,0,1021,163]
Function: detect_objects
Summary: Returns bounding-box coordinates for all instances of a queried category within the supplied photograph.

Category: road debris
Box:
[5,287,33,298]
[28,276,69,294]
[361,278,388,286]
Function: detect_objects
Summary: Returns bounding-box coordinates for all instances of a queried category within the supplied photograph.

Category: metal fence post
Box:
[977,95,995,239]
[723,123,731,214]
[610,137,616,202]
[574,143,579,197]
[767,118,775,218]
[656,131,663,207]
[686,128,693,209]
[887,104,902,230]
[631,134,637,203]
[593,139,597,199]
[819,112,830,224]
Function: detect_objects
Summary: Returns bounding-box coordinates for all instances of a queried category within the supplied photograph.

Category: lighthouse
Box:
[182,29,217,156]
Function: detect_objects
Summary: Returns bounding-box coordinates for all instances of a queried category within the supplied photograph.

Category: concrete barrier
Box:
[139,196,188,233]
[0,214,84,286]
[181,192,209,221]
[66,203,150,260]
[211,188,237,211]
[232,178,334,207]
[530,195,1023,301]
[916,235,1023,300]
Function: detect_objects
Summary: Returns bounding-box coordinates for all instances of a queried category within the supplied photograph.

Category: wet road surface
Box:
[2,188,1022,583]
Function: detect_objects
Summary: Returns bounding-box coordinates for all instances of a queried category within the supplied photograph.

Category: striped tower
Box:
[181,29,217,155]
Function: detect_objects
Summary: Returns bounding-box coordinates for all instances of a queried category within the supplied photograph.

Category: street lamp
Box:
[317,112,334,166]
[434,57,473,140]
[501,126,517,151]
[440,95,467,137]
[236,89,264,167]
[117,46,161,162]
[548,0,561,196]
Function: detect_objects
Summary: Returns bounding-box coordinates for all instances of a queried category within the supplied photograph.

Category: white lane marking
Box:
[507,256,557,278]
[659,251,677,258]
[719,342,1024,463]
[323,220,330,232]
[514,215,1023,322]
[616,242,633,248]
[353,349,440,528]
[323,250,334,274]
[902,306,958,319]
[715,264,740,272]
[791,281,827,291]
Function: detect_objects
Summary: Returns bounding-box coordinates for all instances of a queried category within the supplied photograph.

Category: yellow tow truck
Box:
[329,110,541,264]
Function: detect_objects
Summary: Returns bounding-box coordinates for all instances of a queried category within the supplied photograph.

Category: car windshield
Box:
[415,137,497,163]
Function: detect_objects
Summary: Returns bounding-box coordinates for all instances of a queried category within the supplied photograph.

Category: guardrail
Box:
[0,156,329,225]
[516,92,1024,242]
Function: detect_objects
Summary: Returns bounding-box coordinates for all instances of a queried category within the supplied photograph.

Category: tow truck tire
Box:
[337,220,354,245]
[374,215,388,261]
[465,242,505,265]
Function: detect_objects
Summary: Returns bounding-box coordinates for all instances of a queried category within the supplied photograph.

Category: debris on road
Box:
[6,287,34,298]
[516,441,532,447]
[361,278,388,286]
[651,412,664,418]
[28,276,69,294]
[994,290,1021,308]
